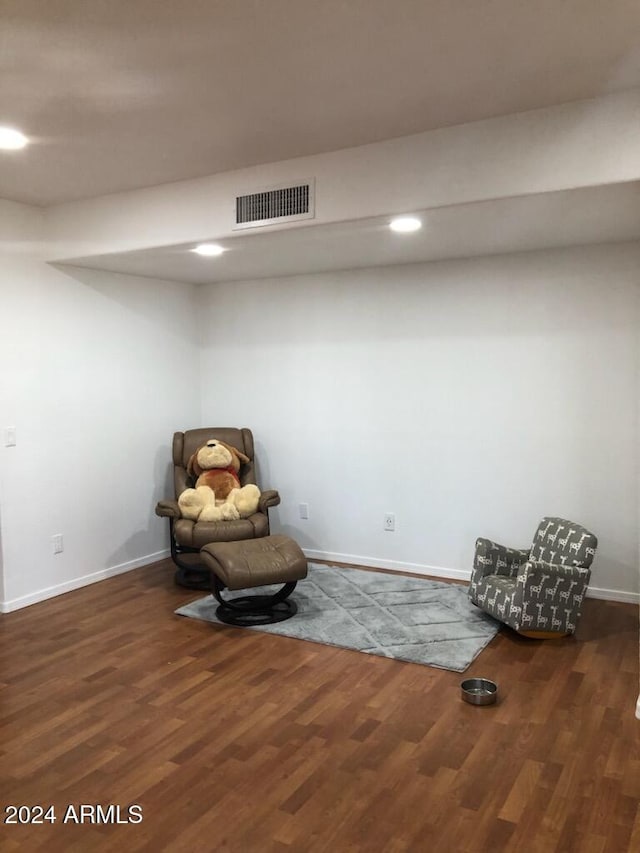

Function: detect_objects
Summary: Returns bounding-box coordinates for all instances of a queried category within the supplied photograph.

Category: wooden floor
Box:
[0,559,638,853]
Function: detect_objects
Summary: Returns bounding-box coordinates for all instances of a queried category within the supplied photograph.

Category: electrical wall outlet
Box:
[52,534,64,554]
[299,502,309,520]
[4,427,16,447]
[384,513,395,532]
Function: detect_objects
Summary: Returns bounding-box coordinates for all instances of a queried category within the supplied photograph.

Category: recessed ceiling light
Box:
[191,243,226,257]
[389,216,422,233]
[0,126,29,150]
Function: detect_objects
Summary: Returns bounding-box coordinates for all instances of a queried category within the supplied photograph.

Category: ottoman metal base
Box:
[212,578,298,626]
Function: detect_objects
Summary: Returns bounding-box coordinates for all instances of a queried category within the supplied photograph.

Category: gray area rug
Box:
[175,563,500,672]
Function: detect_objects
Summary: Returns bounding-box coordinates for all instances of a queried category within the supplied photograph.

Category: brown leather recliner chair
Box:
[156,427,281,589]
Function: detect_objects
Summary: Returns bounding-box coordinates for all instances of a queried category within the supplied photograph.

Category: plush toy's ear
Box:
[235,448,250,465]
[186,449,203,478]
[217,440,250,467]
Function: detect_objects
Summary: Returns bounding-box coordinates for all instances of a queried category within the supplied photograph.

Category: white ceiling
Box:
[2,0,640,206]
[59,182,640,284]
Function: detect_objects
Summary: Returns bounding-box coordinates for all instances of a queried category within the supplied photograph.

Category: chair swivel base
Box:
[174,565,211,590]
[170,530,211,590]
[213,581,298,626]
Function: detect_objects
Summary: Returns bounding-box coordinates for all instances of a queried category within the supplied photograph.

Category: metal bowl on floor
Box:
[460,677,498,706]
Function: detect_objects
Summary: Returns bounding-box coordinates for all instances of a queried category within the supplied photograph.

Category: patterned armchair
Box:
[468,517,597,637]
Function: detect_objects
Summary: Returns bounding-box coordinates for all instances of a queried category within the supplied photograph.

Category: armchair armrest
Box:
[517,561,592,631]
[519,559,590,585]
[258,489,281,513]
[155,499,181,519]
[473,538,529,580]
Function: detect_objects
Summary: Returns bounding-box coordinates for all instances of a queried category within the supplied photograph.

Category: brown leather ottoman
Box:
[200,535,308,626]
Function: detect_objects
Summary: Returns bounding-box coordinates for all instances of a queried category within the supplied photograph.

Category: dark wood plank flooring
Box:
[0,559,638,852]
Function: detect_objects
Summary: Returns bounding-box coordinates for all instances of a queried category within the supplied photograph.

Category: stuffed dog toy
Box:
[178,438,261,522]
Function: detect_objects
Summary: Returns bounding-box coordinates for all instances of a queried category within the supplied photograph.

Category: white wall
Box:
[198,243,640,600]
[1,198,637,609]
[0,199,201,611]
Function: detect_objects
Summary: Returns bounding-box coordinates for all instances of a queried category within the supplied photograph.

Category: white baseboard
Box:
[303,549,640,603]
[0,549,170,613]
[2,546,636,613]
[303,548,471,582]
[585,586,639,604]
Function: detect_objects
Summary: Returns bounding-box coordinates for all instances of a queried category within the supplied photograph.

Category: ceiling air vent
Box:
[233,180,315,230]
